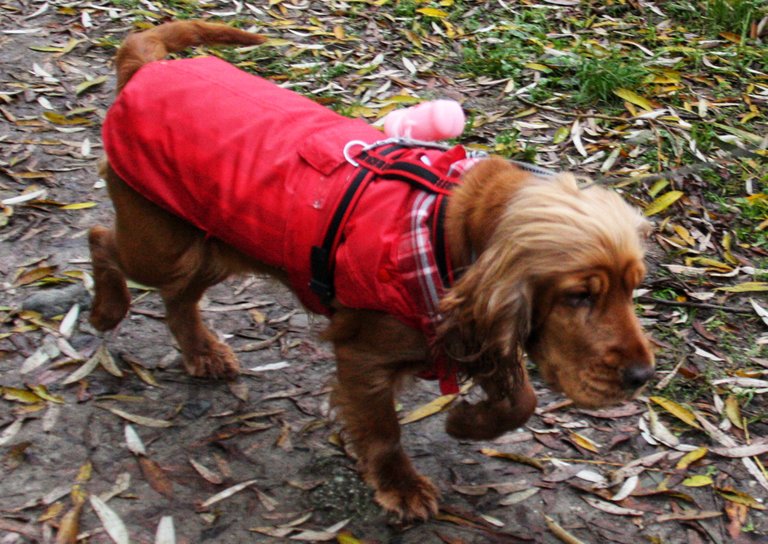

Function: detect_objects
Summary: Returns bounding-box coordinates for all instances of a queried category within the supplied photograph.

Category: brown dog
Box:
[90,20,654,520]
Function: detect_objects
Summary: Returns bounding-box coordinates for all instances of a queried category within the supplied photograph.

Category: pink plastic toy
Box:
[383,99,465,141]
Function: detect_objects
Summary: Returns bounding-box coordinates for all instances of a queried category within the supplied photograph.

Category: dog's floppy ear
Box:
[436,242,533,400]
[436,247,537,439]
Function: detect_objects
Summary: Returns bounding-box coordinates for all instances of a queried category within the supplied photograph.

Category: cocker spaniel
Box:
[89,20,654,521]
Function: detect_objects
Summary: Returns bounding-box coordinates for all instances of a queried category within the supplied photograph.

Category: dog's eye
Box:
[564,291,594,308]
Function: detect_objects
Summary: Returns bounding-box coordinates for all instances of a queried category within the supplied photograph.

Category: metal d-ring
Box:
[342,140,367,167]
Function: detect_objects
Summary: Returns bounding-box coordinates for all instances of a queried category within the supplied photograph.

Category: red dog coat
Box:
[103,56,471,393]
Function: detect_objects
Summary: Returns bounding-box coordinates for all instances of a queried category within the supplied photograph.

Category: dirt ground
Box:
[1,2,767,544]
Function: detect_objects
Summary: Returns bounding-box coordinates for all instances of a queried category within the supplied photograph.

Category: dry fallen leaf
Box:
[189,457,224,485]
[106,407,173,428]
[155,516,176,544]
[139,456,174,498]
[480,448,544,470]
[399,393,459,424]
[200,479,259,509]
[89,495,129,544]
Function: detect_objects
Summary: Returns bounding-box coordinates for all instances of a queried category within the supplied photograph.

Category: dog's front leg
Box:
[327,310,439,521]
[445,370,536,441]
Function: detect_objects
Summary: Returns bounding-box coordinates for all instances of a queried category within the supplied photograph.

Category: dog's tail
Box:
[115,20,266,93]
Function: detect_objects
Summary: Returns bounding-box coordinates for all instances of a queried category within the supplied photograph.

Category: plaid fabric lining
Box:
[402,157,479,394]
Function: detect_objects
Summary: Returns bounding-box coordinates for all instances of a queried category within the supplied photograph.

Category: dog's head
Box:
[437,160,654,416]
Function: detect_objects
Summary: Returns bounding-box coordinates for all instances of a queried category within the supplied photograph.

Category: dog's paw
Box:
[374,474,440,521]
[446,383,537,441]
[89,300,129,331]
[445,399,517,441]
[182,342,240,380]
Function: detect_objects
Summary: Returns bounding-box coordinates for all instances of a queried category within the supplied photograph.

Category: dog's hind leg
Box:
[97,163,242,379]
[158,265,241,380]
[89,225,131,331]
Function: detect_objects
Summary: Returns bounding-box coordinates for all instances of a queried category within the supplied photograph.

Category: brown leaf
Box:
[656,510,722,522]
[275,421,292,451]
[725,500,748,539]
[139,456,174,498]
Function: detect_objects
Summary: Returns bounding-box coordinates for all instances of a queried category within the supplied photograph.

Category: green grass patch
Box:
[571,52,649,105]
[667,0,768,38]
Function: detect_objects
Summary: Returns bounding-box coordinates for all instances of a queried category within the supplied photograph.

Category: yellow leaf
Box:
[38,501,65,523]
[56,501,84,544]
[644,191,683,216]
[649,396,702,430]
[614,88,654,111]
[740,111,761,124]
[337,532,363,544]
[686,256,732,271]
[649,69,681,84]
[672,224,695,246]
[75,76,108,95]
[724,395,743,429]
[333,25,345,40]
[722,232,739,265]
[400,394,457,424]
[552,126,570,144]
[42,111,91,126]
[719,31,742,44]
[524,62,551,72]
[715,487,766,510]
[648,179,669,197]
[60,38,81,55]
[28,384,65,404]
[60,202,97,210]
[480,448,544,470]
[70,484,87,504]
[676,447,708,470]
[416,7,449,17]
[263,38,294,47]
[76,461,92,482]
[442,20,457,39]
[569,431,600,453]
[2,386,43,404]
[14,265,57,287]
[511,107,537,119]
[682,475,713,487]
[716,282,768,293]
[127,360,160,387]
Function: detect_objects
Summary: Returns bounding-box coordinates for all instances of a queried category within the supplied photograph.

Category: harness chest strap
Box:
[309,144,458,306]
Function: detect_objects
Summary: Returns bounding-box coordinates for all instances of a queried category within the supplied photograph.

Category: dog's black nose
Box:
[622,364,655,390]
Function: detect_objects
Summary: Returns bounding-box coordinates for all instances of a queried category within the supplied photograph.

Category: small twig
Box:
[235,331,285,353]
[655,356,687,390]
[639,296,753,314]
[515,95,631,122]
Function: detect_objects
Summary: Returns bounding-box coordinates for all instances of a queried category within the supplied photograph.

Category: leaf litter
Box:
[0,1,767,543]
